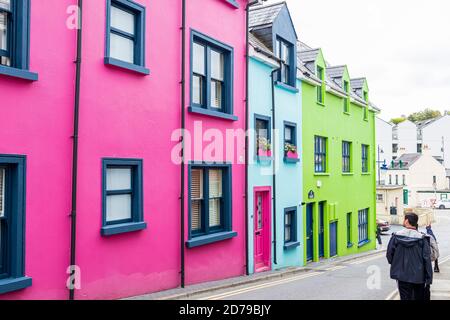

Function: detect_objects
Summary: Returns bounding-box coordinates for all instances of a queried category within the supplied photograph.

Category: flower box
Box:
[258,149,272,157]
[286,151,298,159]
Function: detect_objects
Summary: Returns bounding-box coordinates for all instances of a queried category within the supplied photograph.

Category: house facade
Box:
[386,151,448,208]
[1,0,248,300]
[247,2,303,274]
[299,44,377,263]
[376,186,404,225]
[375,117,393,184]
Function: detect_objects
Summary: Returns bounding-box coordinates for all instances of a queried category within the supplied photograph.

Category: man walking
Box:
[386,213,433,300]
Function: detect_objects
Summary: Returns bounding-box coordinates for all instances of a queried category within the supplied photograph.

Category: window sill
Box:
[0,65,38,81]
[347,242,354,248]
[256,156,273,162]
[316,102,325,107]
[284,157,300,163]
[101,221,147,236]
[343,112,350,115]
[284,241,300,249]
[361,172,371,175]
[0,277,32,294]
[314,172,330,176]
[342,172,354,176]
[104,57,150,75]
[188,106,238,121]
[275,81,299,93]
[186,231,237,248]
[358,239,371,248]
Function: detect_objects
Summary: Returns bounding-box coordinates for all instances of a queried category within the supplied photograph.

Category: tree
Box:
[391,117,406,125]
[407,108,442,123]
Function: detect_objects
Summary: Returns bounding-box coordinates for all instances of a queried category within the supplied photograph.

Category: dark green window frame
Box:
[315,136,327,173]
[361,144,369,173]
[342,141,351,173]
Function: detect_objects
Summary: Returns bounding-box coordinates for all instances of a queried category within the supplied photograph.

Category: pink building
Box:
[0,0,248,300]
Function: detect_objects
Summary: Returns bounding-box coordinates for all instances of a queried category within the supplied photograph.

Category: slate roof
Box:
[350,78,366,89]
[326,66,346,79]
[248,33,276,59]
[249,2,285,29]
[389,153,422,170]
[298,49,320,63]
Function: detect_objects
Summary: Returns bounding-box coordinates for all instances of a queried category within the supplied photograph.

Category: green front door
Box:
[403,189,409,205]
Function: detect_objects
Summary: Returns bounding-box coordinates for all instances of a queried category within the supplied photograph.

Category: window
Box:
[361,144,369,173]
[315,136,327,173]
[105,0,149,74]
[389,174,392,185]
[343,80,350,113]
[0,0,36,80]
[284,207,299,248]
[190,31,234,119]
[284,122,298,161]
[101,159,146,236]
[395,175,398,185]
[276,38,292,85]
[417,143,422,153]
[188,164,236,248]
[254,115,271,157]
[346,212,352,247]
[316,66,324,104]
[402,175,406,185]
[441,194,448,200]
[342,141,351,173]
[358,208,369,245]
[376,194,383,202]
[392,144,398,153]
[0,155,31,294]
[433,176,437,185]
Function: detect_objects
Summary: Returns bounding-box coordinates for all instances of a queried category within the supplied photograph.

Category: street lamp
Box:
[377,145,385,185]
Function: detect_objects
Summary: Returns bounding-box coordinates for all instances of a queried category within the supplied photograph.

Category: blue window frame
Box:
[362,144,369,173]
[275,37,295,87]
[0,0,37,81]
[224,0,239,8]
[314,136,327,173]
[284,207,299,249]
[0,155,32,295]
[358,208,369,245]
[342,141,351,173]
[105,0,149,75]
[284,121,299,162]
[187,163,236,248]
[189,30,236,121]
[101,158,146,236]
[254,114,271,158]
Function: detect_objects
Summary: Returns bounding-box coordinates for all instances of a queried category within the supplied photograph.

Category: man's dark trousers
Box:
[398,281,425,300]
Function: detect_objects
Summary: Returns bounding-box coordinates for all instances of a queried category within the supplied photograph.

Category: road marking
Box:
[439,255,450,264]
[348,253,385,265]
[325,265,347,272]
[385,289,399,300]
[200,272,322,300]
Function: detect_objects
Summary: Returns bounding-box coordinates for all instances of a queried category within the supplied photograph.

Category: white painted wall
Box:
[394,120,418,157]
[421,115,450,169]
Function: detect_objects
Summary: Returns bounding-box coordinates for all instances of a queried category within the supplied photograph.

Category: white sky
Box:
[265,0,450,121]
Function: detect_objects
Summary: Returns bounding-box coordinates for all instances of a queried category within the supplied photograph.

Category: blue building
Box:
[247,2,303,274]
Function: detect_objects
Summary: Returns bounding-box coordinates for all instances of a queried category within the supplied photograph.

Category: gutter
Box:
[69,0,83,301]
[271,69,278,265]
[245,2,250,276]
[180,0,186,288]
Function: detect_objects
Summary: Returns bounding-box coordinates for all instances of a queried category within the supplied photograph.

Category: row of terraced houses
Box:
[0,0,379,299]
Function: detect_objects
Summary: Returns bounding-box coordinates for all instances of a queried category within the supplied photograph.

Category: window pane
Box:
[285,226,291,242]
[0,12,7,51]
[285,127,292,142]
[193,43,205,75]
[0,219,5,274]
[106,194,132,222]
[211,50,224,81]
[256,119,268,140]
[191,200,202,231]
[111,5,135,35]
[107,168,132,191]
[191,169,203,200]
[209,169,222,198]
[282,42,289,63]
[110,33,134,64]
[0,168,4,217]
[192,75,203,105]
[211,80,223,110]
[0,0,10,10]
[209,199,221,227]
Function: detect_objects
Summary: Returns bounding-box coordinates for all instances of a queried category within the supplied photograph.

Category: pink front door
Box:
[254,188,271,273]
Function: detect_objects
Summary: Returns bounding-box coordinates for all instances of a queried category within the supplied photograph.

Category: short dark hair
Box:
[405,213,419,227]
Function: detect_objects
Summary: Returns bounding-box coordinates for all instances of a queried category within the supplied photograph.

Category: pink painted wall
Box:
[0,0,76,299]
[183,0,247,285]
[1,0,247,300]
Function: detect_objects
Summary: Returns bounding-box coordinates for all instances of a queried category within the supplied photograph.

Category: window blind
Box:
[191,169,203,231]
[0,168,4,216]
[208,169,222,227]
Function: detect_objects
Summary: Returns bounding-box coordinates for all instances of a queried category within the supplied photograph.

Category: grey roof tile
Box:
[390,153,422,169]
[249,2,285,29]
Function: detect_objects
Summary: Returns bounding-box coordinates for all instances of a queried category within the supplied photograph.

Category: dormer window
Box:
[316,66,324,104]
[276,38,293,86]
[343,80,350,113]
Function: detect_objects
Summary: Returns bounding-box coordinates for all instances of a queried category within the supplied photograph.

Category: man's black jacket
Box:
[386,228,433,285]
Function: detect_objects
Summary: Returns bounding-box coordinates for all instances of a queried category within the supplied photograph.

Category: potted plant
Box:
[257,137,272,157]
[285,143,298,159]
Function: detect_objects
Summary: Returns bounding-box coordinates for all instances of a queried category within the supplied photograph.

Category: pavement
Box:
[127,209,450,300]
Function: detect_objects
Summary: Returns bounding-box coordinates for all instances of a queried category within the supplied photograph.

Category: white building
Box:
[392,120,418,159]
[418,115,450,169]
[376,117,393,184]
[386,150,448,208]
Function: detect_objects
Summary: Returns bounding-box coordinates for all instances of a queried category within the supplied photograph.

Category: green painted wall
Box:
[302,68,377,264]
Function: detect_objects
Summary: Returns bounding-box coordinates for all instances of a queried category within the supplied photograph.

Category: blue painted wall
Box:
[247,56,303,274]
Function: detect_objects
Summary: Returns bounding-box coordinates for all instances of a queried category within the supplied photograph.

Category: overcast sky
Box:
[265,0,450,121]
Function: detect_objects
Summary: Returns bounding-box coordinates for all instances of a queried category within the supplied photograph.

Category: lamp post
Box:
[377,145,385,185]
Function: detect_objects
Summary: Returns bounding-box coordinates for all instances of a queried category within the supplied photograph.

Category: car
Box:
[377,219,391,233]
[435,199,450,209]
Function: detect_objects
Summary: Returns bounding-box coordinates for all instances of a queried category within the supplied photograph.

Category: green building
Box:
[298,42,379,263]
